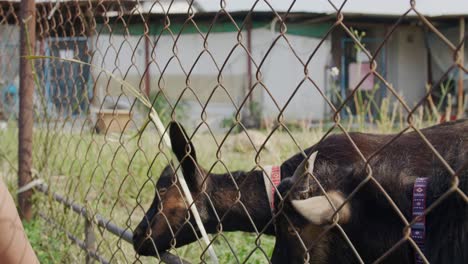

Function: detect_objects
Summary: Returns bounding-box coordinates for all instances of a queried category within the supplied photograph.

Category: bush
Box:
[23,217,67,263]
[148,91,187,125]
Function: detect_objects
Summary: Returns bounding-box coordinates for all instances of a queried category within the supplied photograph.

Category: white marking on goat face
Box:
[291,191,351,225]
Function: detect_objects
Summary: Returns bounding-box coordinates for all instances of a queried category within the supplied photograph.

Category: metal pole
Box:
[457,17,465,118]
[39,213,110,264]
[246,15,253,107]
[243,15,255,128]
[144,35,151,97]
[85,218,96,264]
[35,184,191,264]
[18,0,36,221]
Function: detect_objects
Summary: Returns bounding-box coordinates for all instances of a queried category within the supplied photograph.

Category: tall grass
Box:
[1,120,325,263]
[0,50,453,263]
[1,99,449,263]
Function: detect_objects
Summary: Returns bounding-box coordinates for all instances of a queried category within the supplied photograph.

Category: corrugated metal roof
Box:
[195,0,468,17]
[1,0,467,17]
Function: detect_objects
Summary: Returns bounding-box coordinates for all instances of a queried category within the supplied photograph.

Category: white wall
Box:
[387,25,428,108]
[251,29,331,121]
[0,25,20,86]
[91,28,331,129]
[90,34,147,102]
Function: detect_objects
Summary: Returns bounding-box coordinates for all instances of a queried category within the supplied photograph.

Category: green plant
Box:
[425,78,455,123]
[250,100,262,121]
[148,91,187,125]
[241,100,263,129]
[222,100,263,132]
[23,217,68,263]
[221,113,241,133]
[351,28,366,56]
[16,52,449,263]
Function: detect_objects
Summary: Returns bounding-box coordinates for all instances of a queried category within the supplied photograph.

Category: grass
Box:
[1,110,445,263]
[0,14,461,263]
[0,117,328,263]
[23,217,71,263]
[1,53,453,263]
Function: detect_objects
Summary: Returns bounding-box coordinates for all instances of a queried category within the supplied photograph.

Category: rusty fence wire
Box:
[0,0,467,263]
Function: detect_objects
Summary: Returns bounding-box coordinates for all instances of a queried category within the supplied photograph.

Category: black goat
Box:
[272,120,467,264]
[133,122,301,256]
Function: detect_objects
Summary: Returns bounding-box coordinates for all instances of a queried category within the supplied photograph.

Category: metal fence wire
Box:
[0,0,467,263]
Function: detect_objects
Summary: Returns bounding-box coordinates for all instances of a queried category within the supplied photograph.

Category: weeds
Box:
[148,91,188,125]
[23,217,69,264]
[1,50,452,263]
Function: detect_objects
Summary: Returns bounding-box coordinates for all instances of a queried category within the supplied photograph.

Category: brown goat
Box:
[133,122,307,256]
[272,120,467,264]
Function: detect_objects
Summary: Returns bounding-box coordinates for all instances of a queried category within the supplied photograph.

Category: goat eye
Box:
[158,188,167,195]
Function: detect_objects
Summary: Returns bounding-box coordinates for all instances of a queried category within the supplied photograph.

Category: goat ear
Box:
[169,122,202,191]
[291,191,351,225]
[291,151,318,193]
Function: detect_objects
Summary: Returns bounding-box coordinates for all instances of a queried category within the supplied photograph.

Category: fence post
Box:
[85,218,96,264]
[457,17,465,119]
[18,0,36,221]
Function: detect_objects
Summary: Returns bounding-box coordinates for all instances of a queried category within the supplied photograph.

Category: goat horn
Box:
[291,191,351,225]
[291,151,318,193]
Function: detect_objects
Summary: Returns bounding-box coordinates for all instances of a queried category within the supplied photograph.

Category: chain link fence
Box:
[0,0,466,263]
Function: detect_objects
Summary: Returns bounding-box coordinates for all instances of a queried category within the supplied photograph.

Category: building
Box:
[1,0,467,128]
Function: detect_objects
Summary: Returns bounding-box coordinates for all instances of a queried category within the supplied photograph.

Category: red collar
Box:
[263,165,281,212]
